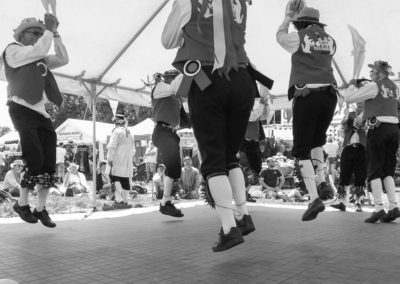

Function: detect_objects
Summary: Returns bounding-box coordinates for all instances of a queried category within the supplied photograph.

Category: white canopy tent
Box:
[0,130,20,144]
[1,0,400,208]
[129,118,154,136]
[55,118,115,143]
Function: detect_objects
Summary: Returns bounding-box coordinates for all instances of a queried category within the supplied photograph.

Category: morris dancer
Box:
[331,102,367,212]
[151,70,191,218]
[277,3,338,221]
[4,14,68,227]
[343,60,400,223]
[162,0,267,252]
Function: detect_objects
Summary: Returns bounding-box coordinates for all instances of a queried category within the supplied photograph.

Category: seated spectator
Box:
[259,157,291,202]
[2,159,24,197]
[63,163,89,196]
[152,164,166,199]
[179,156,201,199]
[96,160,113,199]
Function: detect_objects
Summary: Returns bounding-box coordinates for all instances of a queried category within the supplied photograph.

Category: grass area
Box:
[0,193,161,218]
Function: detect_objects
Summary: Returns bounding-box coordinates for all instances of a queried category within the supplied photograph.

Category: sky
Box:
[1,0,400,129]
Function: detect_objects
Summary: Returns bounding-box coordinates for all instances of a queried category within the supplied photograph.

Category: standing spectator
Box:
[3,159,24,197]
[277,3,337,221]
[143,141,157,182]
[323,136,339,175]
[105,113,134,210]
[56,142,66,183]
[152,164,166,200]
[163,0,258,251]
[4,14,68,228]
[64,141,75,167]
[179,156,201,199]
[343,60,400,223]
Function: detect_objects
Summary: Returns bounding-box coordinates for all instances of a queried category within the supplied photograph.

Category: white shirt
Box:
[161,0,192,49]
[324,142,339,158]
[5,30,69,118]
[56,147,66,164]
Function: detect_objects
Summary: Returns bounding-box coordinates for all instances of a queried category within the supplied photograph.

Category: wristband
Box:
[53,31,60,38]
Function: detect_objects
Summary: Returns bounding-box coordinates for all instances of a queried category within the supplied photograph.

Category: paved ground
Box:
[1,202,400,284]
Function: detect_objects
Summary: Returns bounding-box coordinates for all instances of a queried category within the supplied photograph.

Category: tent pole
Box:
[91,83,97,211]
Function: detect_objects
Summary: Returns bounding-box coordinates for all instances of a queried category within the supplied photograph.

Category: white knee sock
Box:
[343,186,350,205]
[18,188,29,206]
[122,190,129,203]
[311,147,325,185]
[383,176,398,210]
[299,160,318,202]
[36,186,49,212]
[228,167,249,219]
[370,178,383,212]
[161,176,174,205]
[114,181,124,203]
[208,175,236,234]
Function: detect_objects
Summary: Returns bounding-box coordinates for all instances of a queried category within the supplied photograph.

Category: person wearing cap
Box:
[3,14,68,228]
[3,160,25,197]
[259,157,291,202]
[105,113,135,210]
[151,69,190,217]
[162,0,257,252]
[343,60,400,223]
[179,156,201,199]
[276,2,338,221]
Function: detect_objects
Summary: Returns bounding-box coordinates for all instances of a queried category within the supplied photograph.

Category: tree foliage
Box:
[46,93,153,128]
[0,126,11,137]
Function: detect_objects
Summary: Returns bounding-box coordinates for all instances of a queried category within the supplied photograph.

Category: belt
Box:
[157,121,177,132]
[308,86,332,92]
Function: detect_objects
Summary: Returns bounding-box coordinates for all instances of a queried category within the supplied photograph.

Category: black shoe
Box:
[380,207,400,222]
[33,208,56,228]
[160,201,184,217]
[355,203,363,212]
[302,198,325,221]
[235,215,256,236]
[330,202,346,211]
[364,209,386,223]
[246,194,257,203]
[212,227,244,252]
[13,202,38,224]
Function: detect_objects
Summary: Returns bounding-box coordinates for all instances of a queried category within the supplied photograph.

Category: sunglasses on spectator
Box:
[24,30,44,37]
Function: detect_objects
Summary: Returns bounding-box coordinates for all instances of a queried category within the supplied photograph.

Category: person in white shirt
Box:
[56,142,66,183]
[323,136,339,174]
[3,14,68,228]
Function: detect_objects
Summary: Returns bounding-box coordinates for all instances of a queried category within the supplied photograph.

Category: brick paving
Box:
[1,202,400,283]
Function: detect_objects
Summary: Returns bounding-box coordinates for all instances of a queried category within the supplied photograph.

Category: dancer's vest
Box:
[363,78,399,119]
[172,0,249,71]
[342,112,367,147]
[288,25,336,100]
[245,120,259,141]
[152,87,191,129]
[2,43,63,107]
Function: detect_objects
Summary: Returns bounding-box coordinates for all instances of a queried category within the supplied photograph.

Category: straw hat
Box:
[13,17,46,41]
[10,159,25,168]
[368,60,394,76]
[67,163,79,172]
